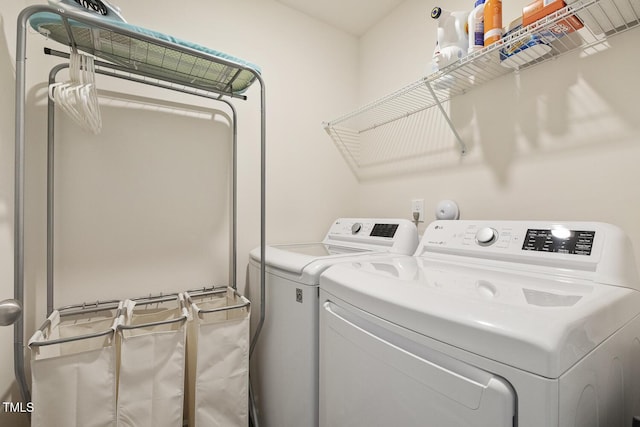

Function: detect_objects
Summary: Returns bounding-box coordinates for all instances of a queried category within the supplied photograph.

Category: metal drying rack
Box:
[13,6,267,424]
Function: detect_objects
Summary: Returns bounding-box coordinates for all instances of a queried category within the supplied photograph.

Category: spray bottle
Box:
[483,0,502,46]
[468,0,486,53]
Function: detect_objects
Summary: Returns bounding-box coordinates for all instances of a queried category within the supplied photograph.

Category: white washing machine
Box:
[319,220,640,427]
[248,218,419,427]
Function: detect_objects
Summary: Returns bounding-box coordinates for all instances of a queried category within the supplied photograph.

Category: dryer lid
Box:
[249,243,374,275]
[249,218,419,276]
[320,256,640,378]
[269,243,369,257]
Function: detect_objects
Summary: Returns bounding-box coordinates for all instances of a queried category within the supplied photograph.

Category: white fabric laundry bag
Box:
[116,294,189,427]
[29,307,121,427]
[184,288,250,427]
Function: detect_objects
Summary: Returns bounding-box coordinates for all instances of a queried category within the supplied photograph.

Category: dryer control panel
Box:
[323,218,419,255]
[418,220,639,289]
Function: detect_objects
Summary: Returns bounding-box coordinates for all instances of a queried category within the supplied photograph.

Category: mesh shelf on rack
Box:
[29,12,261,97]
[323,0,639,178]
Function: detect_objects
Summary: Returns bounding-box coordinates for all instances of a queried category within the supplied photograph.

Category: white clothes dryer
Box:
[319,220,640,427]
[248,218,419,427]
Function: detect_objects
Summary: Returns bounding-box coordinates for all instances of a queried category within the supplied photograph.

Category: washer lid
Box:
[320,256,640,378]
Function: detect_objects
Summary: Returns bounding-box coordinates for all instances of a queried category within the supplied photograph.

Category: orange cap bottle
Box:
[484,0,503,46]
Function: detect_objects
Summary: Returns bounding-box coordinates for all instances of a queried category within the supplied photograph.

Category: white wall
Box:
[356,0,640,272]
[3,0,638,422]
[0,0,358,422]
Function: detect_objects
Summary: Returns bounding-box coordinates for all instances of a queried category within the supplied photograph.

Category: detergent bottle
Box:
[430,6,469,71]
[468,0,486,53]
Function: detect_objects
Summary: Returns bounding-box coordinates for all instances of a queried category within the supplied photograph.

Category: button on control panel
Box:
[461,225,514,249]
[475,227,497,246]
[351,222,362,234]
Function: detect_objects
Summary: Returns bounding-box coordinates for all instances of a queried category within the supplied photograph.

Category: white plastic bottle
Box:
[468,0,486,53]
[430,7,469,70]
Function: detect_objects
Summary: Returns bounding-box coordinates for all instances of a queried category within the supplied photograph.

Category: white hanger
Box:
[48,52,102,134]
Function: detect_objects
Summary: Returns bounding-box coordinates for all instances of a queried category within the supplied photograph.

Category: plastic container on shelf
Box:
[522,0,584,38]
[499,17,552,69]
[430,6,470,70]
[468,0,486,53]
[484,0,503,46]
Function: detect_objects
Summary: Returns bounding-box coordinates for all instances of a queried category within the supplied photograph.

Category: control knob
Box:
[475,227,498,246]
[351,223,362,234]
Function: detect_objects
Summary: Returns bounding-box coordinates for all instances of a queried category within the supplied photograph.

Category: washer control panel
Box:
[522,228,595,256]
[418,220,639,288]
[456,224,596,254]
[430,221,599,254]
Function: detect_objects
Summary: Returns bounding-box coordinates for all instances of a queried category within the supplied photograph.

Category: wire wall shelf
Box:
[323,0,640,179]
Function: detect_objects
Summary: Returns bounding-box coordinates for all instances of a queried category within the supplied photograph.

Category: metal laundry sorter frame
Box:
[13,5,267,425]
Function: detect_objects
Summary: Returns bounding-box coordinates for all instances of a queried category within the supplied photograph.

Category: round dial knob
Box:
[351,223,362,234]
[475,227,498,246]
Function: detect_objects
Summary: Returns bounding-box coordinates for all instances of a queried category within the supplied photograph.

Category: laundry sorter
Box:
[116,294,190,427]
[184,288,251,427]
[13,3,266,426]
[28,288,250,427]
